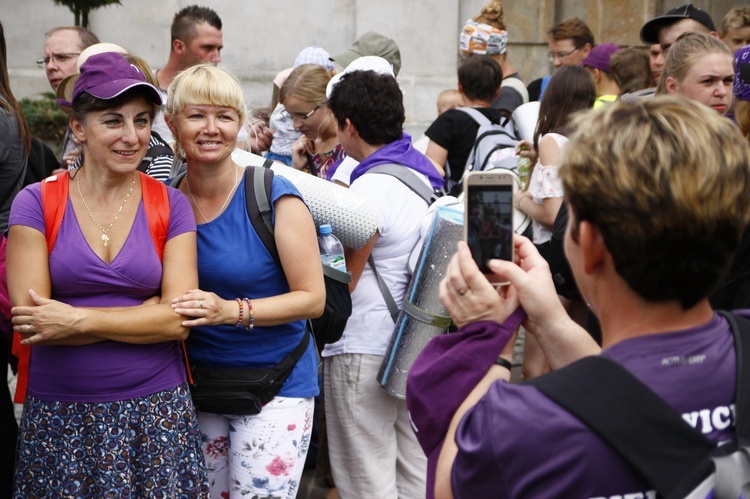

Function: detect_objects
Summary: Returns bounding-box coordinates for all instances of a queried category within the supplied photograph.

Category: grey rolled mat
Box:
[378,206,464,399]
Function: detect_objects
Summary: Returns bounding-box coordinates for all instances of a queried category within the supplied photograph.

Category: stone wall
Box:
[3,0,741,135]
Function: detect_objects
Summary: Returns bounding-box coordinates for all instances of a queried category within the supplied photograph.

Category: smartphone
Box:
[464,171,515,285]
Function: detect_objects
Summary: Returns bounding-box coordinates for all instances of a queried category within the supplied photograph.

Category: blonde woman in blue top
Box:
[168,64,325,499]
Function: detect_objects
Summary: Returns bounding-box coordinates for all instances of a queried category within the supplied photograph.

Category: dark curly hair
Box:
[328,71,403,145]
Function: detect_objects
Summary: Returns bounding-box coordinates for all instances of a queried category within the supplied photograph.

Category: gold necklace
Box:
[76,170,136,247]
[185,166,239,223]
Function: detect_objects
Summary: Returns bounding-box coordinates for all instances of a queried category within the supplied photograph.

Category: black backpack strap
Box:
[530,354,716,497]
[366,163,444,204]
[718,311,750,446]
[168,171,186,188]
[244,166,279,265]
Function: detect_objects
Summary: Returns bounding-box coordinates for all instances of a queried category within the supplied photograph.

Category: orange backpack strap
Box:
[11,333,28,403]
[41,172,70,253]
[138,172,194,383]
[14,172,71,402]
[138,172,170,262]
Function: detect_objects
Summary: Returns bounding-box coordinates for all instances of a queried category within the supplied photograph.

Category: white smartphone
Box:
[463,171,515,285]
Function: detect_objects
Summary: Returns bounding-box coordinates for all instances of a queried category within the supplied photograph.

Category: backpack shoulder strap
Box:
[363,163,441,320]
[530,354,716,497]
[168,171,186,188]
[501,76,529,104]
[17,172,74,402]
[366,163,441,204]
[40,171,70,253]
[456,106,492,127]
[368,253,400,323]
[139,172,170,262]
[244,165,279,265]
[718,311,750,445]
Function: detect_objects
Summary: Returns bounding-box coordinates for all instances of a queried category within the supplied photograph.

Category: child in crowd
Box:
[720,5,750,53]
[610,47,652,94]
[581,43,621,108]
[437,89,464,114]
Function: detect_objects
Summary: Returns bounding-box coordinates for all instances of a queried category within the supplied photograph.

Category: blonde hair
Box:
[657,32,732,94]
[123,53,158,88]
[561,96,750,308]
[721,5,750,34]
[473,0,505,31]
[279,64,334,106]
[165,64,248,126]
[437,89,462,114]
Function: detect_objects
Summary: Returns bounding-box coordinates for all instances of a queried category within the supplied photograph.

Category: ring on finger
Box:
[199,300,204,309]
[26,324,30,333]
[458,288,468,296]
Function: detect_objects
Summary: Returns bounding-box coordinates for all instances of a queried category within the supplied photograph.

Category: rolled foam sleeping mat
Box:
[378,206,464,399]
[233,149,379,250]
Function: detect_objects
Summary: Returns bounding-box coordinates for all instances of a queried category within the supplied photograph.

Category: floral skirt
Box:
[13,384,209,498]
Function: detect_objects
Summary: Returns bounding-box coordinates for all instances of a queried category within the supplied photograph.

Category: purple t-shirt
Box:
[452,313,739,498]
[9,181,196,402]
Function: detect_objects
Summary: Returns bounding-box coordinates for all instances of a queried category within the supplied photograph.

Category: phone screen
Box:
[466,183,514,273]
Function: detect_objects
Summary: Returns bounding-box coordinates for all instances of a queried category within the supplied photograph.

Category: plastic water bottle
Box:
[517,146,532,191]
[318,224,346,272]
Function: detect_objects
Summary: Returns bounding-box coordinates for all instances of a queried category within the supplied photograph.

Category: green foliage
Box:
[52,0,122,28]
[20,92,68,154]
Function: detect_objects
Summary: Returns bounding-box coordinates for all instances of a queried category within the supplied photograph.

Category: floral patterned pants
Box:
[198,396,314,499]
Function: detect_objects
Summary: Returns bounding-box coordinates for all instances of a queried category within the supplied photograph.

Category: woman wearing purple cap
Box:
[7,52,209,497]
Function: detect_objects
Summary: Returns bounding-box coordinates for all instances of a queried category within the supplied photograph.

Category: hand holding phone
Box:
[464,171,515,285]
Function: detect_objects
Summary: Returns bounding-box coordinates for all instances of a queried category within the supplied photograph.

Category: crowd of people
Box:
[1,0,750,497]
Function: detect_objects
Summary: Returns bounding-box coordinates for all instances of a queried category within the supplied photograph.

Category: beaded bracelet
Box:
[242,298,254,331]
[235,298,244,328]
[494,357,513,370]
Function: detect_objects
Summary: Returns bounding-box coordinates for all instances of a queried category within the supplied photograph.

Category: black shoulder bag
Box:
[170,162,313,415]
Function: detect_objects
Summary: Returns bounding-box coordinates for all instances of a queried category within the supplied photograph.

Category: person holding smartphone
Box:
[407,97,750,498]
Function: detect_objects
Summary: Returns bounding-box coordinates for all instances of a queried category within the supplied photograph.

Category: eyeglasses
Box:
[547,47,579,62]
[36,52,81,68]
[281,106,320,122]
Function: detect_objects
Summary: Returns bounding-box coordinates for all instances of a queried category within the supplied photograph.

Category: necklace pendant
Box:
[101,233,110,247]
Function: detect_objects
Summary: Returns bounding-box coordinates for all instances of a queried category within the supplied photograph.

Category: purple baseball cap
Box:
[735,45,750,102]
[56,52,161,109]
[581,43,620,72]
